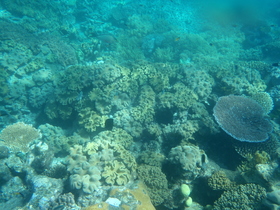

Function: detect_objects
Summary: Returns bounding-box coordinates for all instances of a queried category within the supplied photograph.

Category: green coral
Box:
[208,171,236,191]
[137,165,170,206]
[214,184,266,210]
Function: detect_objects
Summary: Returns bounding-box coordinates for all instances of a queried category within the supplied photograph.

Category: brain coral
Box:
[0,122,41,152]
[213,95,273,142]
[214,183,266,210]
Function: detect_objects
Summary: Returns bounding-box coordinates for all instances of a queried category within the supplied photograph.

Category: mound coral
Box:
[213,95,273,142]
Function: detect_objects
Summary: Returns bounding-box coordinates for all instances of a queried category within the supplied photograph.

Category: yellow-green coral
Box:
[78,107,106,132]
[157,82,197,110]
[44,101,73,120]
[102,160,131,185]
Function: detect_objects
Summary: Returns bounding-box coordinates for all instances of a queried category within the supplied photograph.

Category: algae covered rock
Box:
[168,145,207,181]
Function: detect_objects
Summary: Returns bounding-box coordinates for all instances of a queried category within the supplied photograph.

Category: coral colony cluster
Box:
[1,0,280,209]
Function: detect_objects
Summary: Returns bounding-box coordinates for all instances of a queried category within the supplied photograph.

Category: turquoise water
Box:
[0,0,280,209]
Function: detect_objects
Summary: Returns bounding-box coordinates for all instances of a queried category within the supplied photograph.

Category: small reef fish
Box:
[96,34,118,44]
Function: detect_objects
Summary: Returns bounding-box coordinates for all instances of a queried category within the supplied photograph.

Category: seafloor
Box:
[0,0,280,209]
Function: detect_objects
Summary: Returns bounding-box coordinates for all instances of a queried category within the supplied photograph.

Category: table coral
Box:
[0,122,41,152]
[214,95,273,142]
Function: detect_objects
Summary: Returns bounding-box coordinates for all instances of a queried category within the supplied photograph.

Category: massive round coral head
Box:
[213,95,273,142]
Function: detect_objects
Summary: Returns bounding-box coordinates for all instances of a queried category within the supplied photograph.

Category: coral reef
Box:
[1,0,280,209]
[233,133,279,159]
